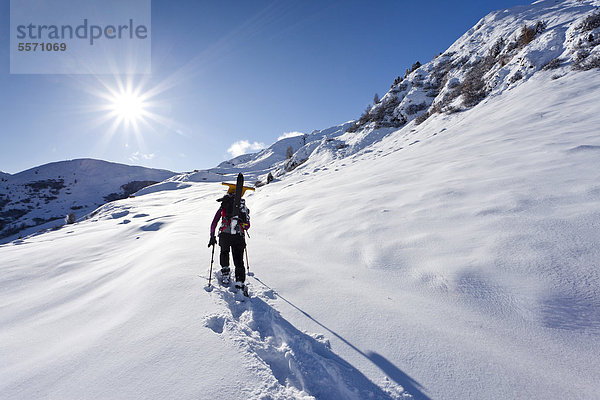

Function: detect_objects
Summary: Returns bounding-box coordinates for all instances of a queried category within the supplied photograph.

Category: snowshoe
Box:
[220,270,231,285]
[235,282,249,298]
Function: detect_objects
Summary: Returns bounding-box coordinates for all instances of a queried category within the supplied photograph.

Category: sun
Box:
[88,76,183,151]
[108,89,147,125]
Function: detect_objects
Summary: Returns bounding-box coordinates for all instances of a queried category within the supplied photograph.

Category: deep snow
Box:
[2,1,600,399]
[1,68,599,399]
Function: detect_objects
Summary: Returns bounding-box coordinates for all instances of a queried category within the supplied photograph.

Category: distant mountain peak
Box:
[0,160,176,243]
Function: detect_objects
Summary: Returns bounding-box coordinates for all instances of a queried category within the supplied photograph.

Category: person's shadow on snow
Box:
[366,351,430,400]
[214,276,432,400]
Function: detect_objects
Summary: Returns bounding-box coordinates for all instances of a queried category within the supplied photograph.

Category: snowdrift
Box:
[2,1,600,399]
[2,67,599,400]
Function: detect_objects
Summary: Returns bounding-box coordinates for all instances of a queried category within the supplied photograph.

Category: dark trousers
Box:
[218,232,246,282]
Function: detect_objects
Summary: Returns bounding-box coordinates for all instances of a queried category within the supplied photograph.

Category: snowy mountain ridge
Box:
[348,0,600,132]
[0,159,176,243]
[165,0,600,188]
[3,0,599,247]
[5,1,597,244]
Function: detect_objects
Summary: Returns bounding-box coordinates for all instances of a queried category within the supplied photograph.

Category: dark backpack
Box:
[218,194,249,223]
[219,193,235,218]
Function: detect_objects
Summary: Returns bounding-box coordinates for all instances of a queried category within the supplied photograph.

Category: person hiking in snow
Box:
[208,185,250,290]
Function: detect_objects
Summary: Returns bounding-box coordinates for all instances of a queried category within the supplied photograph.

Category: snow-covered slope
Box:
[172,121,356,187]
[0,159,176,243]
[2,70,599,399]
[347,0,600,132]
[1,1,600,399]
[164,1,600,190]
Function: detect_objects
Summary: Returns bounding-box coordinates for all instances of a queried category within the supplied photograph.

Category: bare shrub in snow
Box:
[414,111,431,125]
[519,25,537,47]
[347,104,373,132]
[65,213,76,225]
[578,49,589,60]
[574,55,600,70]
[460,61,488,107]
[284,158,307,172]
[396,82,408,92]
[383,95,400,111]
[437,84,461,111]
[573,49,590,67]
[588,56,600,69]
[424,64,446,97]
[509,71,523,84]
[381,96,406,127]
[543,58,562,70]
[429,103,443,115]
[499,54,513,67]
[348,92,408,132]
[503,21,544,55]
[535,20,547,34]
[346,123,359,133]
[391,76,403,87]
[410,61,421,74]
[405,102,428,115]
[489,37,505,58]
[578,12,600,32]
[411,77,424,87]
[371,104,385,122]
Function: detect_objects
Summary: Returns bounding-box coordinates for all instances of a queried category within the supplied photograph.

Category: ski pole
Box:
[208,244,215,288]
[245,246,250,274]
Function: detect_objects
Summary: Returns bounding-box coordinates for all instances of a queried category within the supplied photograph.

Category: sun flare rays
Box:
[85,75,182,152]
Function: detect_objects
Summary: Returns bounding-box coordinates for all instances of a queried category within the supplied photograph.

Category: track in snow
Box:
[203,281,409,400]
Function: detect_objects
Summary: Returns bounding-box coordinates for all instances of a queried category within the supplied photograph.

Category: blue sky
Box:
[0,0,529,174]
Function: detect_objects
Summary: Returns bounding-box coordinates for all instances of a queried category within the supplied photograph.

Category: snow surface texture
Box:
[2,1,600,399]
[2,71,599,399]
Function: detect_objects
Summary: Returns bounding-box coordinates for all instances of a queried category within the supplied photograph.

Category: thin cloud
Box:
[227,140,265,157]
[129,151,155,162]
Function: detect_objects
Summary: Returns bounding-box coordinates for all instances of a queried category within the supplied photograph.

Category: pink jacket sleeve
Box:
[210,208,221,236]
